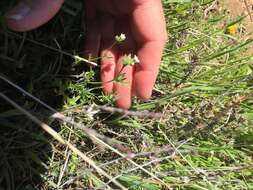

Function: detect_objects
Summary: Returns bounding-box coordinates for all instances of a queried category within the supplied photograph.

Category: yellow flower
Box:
[227,24,237,35]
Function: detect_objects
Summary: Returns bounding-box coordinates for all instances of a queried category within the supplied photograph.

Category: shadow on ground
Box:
[0,2,87,189]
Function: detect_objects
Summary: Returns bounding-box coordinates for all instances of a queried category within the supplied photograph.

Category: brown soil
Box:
[222,0,253,54]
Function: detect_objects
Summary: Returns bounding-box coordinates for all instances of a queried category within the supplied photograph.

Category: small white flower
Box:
[182,176,190,183]
[133,55,140,63]
[122,54,140,66]
[115,33,126,43]
[86,105,99,120]
[119,33,126,41]
[122,54,134,66]
[202,176,208,181]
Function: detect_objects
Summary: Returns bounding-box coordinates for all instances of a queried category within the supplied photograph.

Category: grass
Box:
[1,0,253,189]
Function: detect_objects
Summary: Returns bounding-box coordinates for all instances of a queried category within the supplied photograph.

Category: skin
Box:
[6,0,167,109]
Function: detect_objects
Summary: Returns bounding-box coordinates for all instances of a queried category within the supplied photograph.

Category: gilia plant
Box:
[111,34,140,84]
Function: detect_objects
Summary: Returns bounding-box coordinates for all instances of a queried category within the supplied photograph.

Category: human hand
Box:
[6,0,167,109]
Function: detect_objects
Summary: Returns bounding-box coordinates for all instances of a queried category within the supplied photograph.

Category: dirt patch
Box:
[223,0,253,37]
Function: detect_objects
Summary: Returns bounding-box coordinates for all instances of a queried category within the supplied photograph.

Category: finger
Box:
[85,0,97,20]
[131,0,167,99]
[96,0,118,15]
[84,0,100,63]
[99,13,117,94]
[131,0,167,43]
[83,21,101,65]
[112,0,134,14]
[6,0,64,32]
[114,20,136,109]
[134,42,164,100]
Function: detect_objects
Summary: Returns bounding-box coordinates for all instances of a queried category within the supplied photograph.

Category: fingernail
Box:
[6,3,31,21]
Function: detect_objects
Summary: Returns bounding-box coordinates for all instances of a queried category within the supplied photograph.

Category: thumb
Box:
[5,0,64,32]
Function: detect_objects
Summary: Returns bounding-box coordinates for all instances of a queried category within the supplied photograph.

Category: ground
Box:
[0,0,253,190]
[223,0,253,54]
